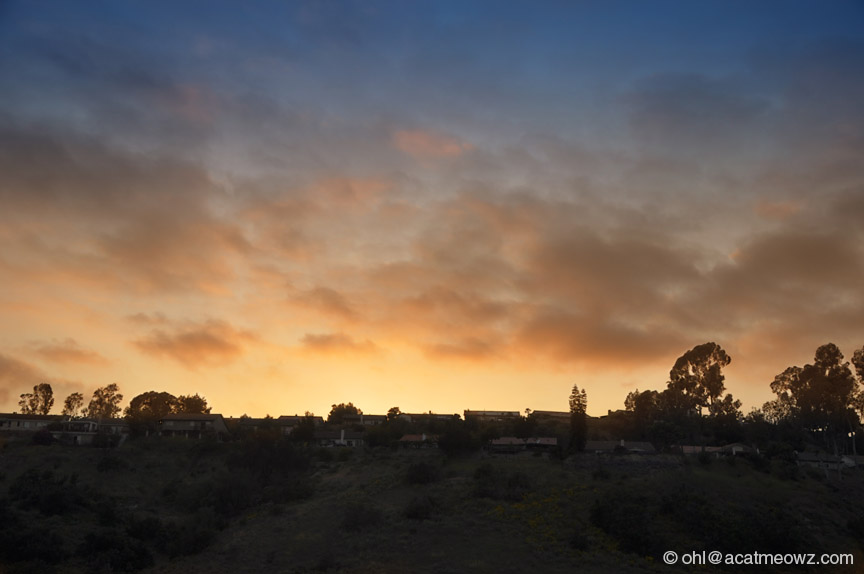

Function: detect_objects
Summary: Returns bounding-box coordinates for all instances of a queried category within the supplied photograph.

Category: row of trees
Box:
[18,383,124,420]
[15,383,210,430]
[620,341,864,452]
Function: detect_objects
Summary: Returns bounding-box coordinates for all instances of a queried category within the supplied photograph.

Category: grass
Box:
[0,439,862,573]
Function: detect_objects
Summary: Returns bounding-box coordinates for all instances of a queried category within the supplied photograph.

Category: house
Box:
[489,436,526,453]
[314,429,364,447]
[463,410,520,423]
[400,413,460,424]
[398,433,438,448]
[0,413,65,434]
[342,413,387,426]
[530,411,571,425]
[796,451,844,472]
[159,414,229,440]
[52,419,99,445]
[526,437,558,451]
[585,440,656,454]
[277,415,324,436]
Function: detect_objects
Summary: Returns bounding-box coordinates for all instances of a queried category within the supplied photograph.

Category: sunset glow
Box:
[1,1,863,418]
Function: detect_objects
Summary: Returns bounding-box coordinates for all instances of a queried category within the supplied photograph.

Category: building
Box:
[463,410,520,423]
[159,414,229,440]
[0,413,65,433]
[314,429,364,447]
[585,440,656,454]
[530,411,571,425]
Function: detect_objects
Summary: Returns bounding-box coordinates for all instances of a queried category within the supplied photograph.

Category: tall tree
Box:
[125,391,178,436]
[569,384,588,452]
[176,394,211,414]
[328,402,361,425]
[83,383,123,420]
[667,342,732,415]
[18,383,54,415]
[768,343,859,451]
[62,392,84,417]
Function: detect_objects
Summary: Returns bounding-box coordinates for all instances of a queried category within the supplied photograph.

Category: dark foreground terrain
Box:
[1,437,862,574]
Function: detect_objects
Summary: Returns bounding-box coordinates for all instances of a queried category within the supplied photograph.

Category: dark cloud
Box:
[133,320,255,368]
[624,72,770,152]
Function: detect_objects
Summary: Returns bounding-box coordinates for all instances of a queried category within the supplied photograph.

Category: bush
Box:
[160,509,219,558]
[9,469,82,516]
[1,524,67,565]
[32,429,55,446]
[77,530,154,572]
[97,454,127,473]
[341,501,383,532]
[591,491,662,556]
[406,462,440,485]
[404,495,437,520]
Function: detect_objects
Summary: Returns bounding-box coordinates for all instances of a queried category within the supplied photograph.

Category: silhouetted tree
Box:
[125,391,178,436]
[18,383,54,415]
[83,383,123,420]
[569,384,588,452]
[624,389,660,437]
[387,406,402,421]
[768,343,860,452]
[62,392,84,417]
[668,342,732,416]
[290,412,317,443]
[328,402,361,425]
[176,394,211,414]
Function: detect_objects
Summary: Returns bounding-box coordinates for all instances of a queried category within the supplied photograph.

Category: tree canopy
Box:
[328,402,361,425]
[18,383,54,415]
[62,392,84,417]
[83,383,123,420]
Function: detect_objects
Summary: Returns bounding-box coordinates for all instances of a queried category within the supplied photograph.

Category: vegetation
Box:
[18,383,55,415]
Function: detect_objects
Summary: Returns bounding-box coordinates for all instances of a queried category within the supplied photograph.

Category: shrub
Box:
[406,462,440,485]
[77,530,154,572]
[32,429,55,446]
[341,501,383,532]
[404,495,437,520]
[9,469,82,516]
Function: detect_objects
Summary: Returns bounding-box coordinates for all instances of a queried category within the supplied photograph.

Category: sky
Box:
[1,1,863,418]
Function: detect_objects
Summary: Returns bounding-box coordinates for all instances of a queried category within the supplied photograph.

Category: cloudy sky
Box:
[1,1,863,418]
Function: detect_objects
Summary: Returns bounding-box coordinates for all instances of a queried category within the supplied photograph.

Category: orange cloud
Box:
[392,129,473,159]
[295,286,358,320]
[754,200,803,221]
[423,337,498,361]
[28,338,108,365]
[299,333,379,354]
[133,319,254,368]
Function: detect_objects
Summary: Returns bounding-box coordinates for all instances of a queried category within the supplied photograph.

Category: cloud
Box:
[0,352,84,411]
[754,200,803,221]
[392,129,473,159]
[423,337,498,361]
[0,353,45,405]
[299,333,379,354]
[624,72,769,153]
[28,338,108,365]
[296,286,358,320]
[133,319,255,368]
